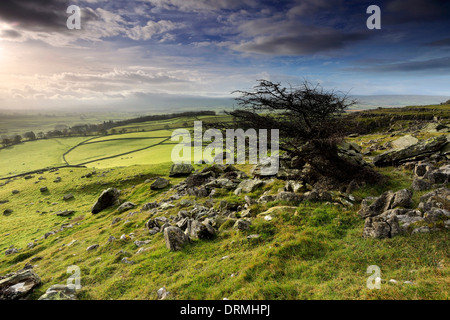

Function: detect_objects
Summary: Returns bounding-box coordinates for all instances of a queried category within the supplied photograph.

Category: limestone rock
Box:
[38,284,77,300]
[0,270,41,300]
[150,177,170,190]
[164,226,190,251]
[91,188,120,214]
[169,163,194,177]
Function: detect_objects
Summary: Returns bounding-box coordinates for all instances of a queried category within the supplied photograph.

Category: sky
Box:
[0,0,449,111]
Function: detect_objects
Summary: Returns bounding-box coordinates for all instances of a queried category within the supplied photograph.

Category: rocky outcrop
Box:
[0,270,41,300]
[91,188,120,214]
[360,187,450,239]
[373,135,448,167]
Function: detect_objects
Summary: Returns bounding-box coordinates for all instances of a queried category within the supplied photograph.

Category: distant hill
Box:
[349,95,450,110]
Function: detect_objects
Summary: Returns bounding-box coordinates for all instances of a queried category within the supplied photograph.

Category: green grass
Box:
[0,137,91,177]
[0,163,448,300]
[65,137,169,165]
[0,109,449,300]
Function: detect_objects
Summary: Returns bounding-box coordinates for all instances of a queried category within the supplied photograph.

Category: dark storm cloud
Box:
[0,0,98,32]
[346,56,450,73]
[0,0,68,31]
[234,31,370,55]
[384,0,450,24]
[425,38,450,47]
[0,30,22,39]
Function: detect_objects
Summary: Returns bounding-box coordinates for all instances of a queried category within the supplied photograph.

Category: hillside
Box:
[0,106,449,300]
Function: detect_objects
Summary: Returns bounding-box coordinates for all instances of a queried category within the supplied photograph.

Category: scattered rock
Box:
[63,193,74,201]
[121,257,136,265]
[151,177,170,190]
[275,191,302,203]
[169,163,194,177]
[38,284,77,300]
[86,244,99,251]
[411,178,432,191]
[185,219,215,240]
[55,210,75,217]
[39,186,48,193]
[238,179,264,193]
[134,240,151,247]
[91,188,120,214]
[157,287,170,300]
[373,135,448,166]
[5,246,18,256]
[233,219,251,231]
[3,209,13,216]
[0,270,41,300]
[164,226,190,251]
[117,201,136,213]
[391,135,419,150]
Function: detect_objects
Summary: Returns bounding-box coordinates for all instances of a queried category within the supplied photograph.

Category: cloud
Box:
[346,56,450,72]
[230,18,371,55]
[141,0,258,13]
[0,30,22,39]
[425,38,450,47]
[385,0,450,24]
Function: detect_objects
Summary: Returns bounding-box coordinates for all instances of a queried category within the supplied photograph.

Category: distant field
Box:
[0,114,234,178]
[88,130,173,143]
[84,142,188,168]
[0,137,90,177]
[65,136,169,165]
[0,111,141,136]
[111,114,232,133]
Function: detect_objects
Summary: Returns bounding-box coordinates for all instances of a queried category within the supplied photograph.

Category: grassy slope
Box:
[0,107,449,300]
[0,162,448,300]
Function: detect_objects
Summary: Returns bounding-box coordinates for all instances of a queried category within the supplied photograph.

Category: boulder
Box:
[40,186,48,193]
[150,178,170,190]
[0,270,41,300]
[63,193,74,201]
[358,189,413,218]
[38,284,77,300]
[185,219,215,240]
[164,226,190,251]
[391,135,419,150]
[423,164,450,184]
[275,191,302,203]
[373,135,448,167]
[419,188,450,211]
[391,189,413,209]
[55,210,75,217]
[233,219,251,231]
[414,162,435,177]
[3,209,13,216]
[284,180,305,193]
[117,202,136,213]
[86,244,99,251]
[169,163,194,177]
[91,188,120,214]
[237,179,264,193]
[251,156,279,177]
[362,213,400,239]
[411,178,432,191]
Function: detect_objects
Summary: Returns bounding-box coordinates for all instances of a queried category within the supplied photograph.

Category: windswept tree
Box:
[227,80,379,185]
